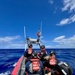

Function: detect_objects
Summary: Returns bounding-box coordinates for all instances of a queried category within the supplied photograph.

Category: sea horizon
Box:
[0,48,75,50]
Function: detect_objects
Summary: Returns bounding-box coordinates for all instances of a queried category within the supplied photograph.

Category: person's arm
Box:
[44,55,50,60]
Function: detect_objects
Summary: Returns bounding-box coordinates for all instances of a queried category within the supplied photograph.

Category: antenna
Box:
[41,21,42,36]
[40,21,43,43]
[24,26,27,51]
[36,22,42,46]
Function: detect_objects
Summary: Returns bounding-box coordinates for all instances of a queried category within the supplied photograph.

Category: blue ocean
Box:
[0,49,75,75]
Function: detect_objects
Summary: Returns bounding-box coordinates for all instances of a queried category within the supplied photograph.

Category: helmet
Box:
[32,51,37,58]
[40,45,45,49]
[49,50,56,56]
[28,44,33,48]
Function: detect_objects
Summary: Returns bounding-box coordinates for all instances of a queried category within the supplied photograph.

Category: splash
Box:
[0,71,10,75]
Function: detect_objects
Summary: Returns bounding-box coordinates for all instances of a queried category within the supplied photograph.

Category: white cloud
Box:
[48,0,54,4]
[62,0,75,12]
[5,43,24,49]
[53,35,75,48]
[45,45,53,48]
[0,35,25,49]
[53,36,65,42]
[0,35,20,43]
[57,15,75,26]
[57,19,70,25]
[71,15,75,22]
[0,35,53,49]
[57,0,75,26]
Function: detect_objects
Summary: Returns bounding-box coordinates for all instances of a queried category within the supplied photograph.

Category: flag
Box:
[37,31,41,37]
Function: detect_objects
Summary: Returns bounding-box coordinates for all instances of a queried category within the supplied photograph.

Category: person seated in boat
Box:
[48,51,57,68]
[25,51,43,75]
[24,44,34,62]
[38,45,47,65]
[44,51,63,75]
[40,51,56,75]
[44,51,72,75]
[48,51,56,64]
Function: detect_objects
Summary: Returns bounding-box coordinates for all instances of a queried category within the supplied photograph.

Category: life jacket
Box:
[30,59,40,71]
[49,57,56,66]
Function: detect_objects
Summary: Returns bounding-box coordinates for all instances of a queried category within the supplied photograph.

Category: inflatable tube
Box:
[58,62,72,75]
[11,56,23,75]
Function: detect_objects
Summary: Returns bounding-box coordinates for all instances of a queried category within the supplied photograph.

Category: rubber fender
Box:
[59,62,72,75]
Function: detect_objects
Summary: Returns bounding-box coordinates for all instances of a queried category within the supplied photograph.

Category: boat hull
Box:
[11,56,24,75]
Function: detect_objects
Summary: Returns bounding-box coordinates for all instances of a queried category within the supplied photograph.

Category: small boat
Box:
[11,26,72,75]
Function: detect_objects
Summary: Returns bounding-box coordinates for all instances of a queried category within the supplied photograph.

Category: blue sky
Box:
[0,0,75,49]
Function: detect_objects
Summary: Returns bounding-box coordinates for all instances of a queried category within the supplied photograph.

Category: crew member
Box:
[38,45,47,60]
[25,51,43,75]
[44,51,60,75]
[24,44,34,62]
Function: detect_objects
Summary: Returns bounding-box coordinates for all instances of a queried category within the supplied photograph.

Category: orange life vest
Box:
[31,59,40,71]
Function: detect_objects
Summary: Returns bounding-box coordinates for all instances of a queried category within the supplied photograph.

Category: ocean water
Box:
[0,49,75,75]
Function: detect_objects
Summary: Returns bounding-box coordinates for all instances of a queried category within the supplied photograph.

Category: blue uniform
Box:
[25,60,43,75]
[24,50,34,61]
